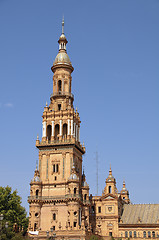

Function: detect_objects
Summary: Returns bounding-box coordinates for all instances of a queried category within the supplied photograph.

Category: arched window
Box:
[152,231,155,238]
[148,231,151,238]
[36,190,39,198]
[134,231,137,238]
[129,231,132,238]
[143,231,146,238]
[55,124,59,139]
[109,186,112,193]
[84,194,87,201]
[53,213,56,220]
[58,80,62,93]
[34,223,37,231]
[47,125,52,141]
[125,231,128,238]
[63,123,67,138]
[74,188,77,194]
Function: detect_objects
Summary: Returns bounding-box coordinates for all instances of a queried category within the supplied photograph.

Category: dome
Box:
[53,51,72,66]
[69,173,79,181]
[31,175,41,183]
[58,33,67,42]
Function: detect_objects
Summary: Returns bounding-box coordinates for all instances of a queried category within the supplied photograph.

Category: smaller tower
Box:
[120,180,130,203]
[104,166,118,195]
[28,166,42,231]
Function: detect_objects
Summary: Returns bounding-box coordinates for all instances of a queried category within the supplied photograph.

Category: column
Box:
[71,120,73,136]
[56,80,57,93]
[74,122,76,138]
[42,121,46,137]
[60,120,62,136]
[68,119,70,135]
[78,127,80,142]
[76,125,78,141]
[51,121,54,137]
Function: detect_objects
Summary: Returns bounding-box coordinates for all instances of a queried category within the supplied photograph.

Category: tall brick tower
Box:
[28,19,90,239]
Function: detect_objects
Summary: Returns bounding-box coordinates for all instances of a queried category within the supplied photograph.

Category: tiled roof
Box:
[120,204,159,224]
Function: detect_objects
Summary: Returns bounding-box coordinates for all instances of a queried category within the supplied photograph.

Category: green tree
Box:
[0,186,29,240]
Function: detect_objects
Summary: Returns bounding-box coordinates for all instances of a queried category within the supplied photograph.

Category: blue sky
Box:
[0,0,159,213]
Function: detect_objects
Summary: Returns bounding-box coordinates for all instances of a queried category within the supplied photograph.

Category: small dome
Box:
[32,176,41,182]
[69,173,79,181]
[53,51,72,66]
[58,33,67,42]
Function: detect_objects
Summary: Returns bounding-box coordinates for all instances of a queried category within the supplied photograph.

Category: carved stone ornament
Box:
[108,206,112,212]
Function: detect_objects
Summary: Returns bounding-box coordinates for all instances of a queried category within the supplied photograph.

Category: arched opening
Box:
[47,125,52,141]
[148,231,151,238]
[63,123,67,138]
[36,190,39,198]
[55,124,59,140]
[74,188,77,195]
[143,231,146,238]
[84,194,87,201]
[34,223,37,231]
[134,231,137,238]
[152,231,155,238]
[125,232,128,238]
[58,80,62,93]
[53,213,56,220]
[109,186,112,194]
[129,231,132,238]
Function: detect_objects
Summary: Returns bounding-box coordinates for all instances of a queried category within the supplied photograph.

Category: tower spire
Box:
[62,16,64,34]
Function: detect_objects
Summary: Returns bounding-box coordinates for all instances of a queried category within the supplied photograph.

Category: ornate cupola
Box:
[120,180,130,203]
[51,18,74,73]
[104,166,118,195]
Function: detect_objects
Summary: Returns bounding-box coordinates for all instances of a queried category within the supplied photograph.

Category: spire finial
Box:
[62,16,64,34]
[109,164,112,175]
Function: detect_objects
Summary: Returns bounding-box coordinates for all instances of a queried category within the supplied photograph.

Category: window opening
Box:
[58,104,61,111]
[134,231,137,238]
[143,231,146,238]
[129,231,132,238]
[98,206,101,213]
[53,213,56,220]
[152,231,155,238]
[47,125,52,141]
[58,80,62,93]
[109,186,112,193]
[125,231,128,238]
[74,188,77,194]
[109,232,112,237]
[74,222,77,227]
[148,231,151,238]
[36,190,39,198]
[55,124,59,139]
[63,123,67,138]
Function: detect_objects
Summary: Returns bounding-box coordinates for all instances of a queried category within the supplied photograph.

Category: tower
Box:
[28,20,90,239]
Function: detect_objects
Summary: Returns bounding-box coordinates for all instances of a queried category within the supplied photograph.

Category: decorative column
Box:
[76,125,78,141]
[71,120,73,136]
[51,121,54,138]
[42,121,46,138]
[60,120,62,136]
[74,122,76,138]
[68,119,70,136]
[78,127,80,142]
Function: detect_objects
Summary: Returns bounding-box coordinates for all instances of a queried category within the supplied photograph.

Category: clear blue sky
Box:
[0,0,159,213]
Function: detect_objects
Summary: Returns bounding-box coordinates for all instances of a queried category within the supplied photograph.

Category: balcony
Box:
[50,91,74,99]
[36,137,85,154]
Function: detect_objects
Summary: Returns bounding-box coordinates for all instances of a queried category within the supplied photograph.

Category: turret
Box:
[104,166,118,195]
[120,180,130,203]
